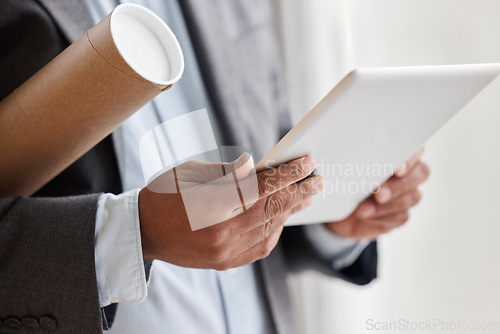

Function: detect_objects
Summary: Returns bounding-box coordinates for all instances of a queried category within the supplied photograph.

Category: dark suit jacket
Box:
[0,1,377,333]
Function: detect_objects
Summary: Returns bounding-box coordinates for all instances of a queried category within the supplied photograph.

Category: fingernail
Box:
[375,187,391,204]
[300,156,316,174]
[358,203,376,218]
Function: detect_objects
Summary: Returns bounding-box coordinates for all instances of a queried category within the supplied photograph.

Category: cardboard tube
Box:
[0,4,184,196]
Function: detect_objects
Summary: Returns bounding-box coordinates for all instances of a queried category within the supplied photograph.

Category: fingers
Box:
[357,189,422,219]
[229,222,284,269]
[361,211,410,229]
[292,197,313,214]
[147,159,235,194]
[328,154,429,241]
[235,210,290,254]
[216,174,322,236]
[230,152,256,180]
[244,175,324,231]
[351,212,410,241]
[395,147,425,177]
[375,161,430,204]
[353,210,411,241]
[231,196,313,256]
[210,211,288,270]
[176,152,254,184]
[239,156,317,203]
[194,200,300,270]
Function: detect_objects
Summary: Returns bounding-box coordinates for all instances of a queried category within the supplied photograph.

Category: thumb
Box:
[225,152,255,181]
[145,153,255,193]
[173,152,255,184]
[204,152,255,185]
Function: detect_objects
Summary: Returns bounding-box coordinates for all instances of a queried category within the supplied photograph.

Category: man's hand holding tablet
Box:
[325,148,429,240]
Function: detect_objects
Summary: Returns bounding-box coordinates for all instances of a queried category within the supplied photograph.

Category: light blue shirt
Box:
[89,1,368,333]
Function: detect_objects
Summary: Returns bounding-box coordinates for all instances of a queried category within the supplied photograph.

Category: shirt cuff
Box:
[94,189,148,307]
[303,223,370,271]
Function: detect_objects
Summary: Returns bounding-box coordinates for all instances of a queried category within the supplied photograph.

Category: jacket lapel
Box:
[37,0,94,43]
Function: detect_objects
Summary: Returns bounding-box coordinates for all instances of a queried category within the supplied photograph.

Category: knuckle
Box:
[393,180,404,194]
[394,220,406,228]
[298,180,313,195]
[266,236,277,252]
[264,218,281,236]
[378,203,391,214]
[401,194,413,209]
[381,225,394,234]
[283,184,299,202]
[419,162,431,180]
[257,224,267,242]
[291,205,301,214]
[400,211,410,223]
[207,230,226,246]
[287,182,299,195]
[412,190,422,204]
[257,173,274,195]
[260,242,274,259]
[264,244,274,257]
[209,247,228,264]
[289,163,306,177]
[264,220,272,238]
[264,195,285,218]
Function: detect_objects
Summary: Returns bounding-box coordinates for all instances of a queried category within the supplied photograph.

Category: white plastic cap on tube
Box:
[110,4,185,86]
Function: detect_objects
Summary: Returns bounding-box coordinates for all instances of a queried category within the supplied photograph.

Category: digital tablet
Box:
[256,63,500,226]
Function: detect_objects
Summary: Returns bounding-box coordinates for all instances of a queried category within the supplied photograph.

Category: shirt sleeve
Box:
[303,223,370,271]
[94,189,149,307]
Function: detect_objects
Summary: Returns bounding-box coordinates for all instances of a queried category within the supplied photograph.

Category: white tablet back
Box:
[256,63,500,225]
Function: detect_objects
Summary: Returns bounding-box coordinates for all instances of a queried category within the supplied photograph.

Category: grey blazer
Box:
[0,1,377,333]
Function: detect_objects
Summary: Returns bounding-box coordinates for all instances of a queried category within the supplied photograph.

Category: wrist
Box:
[138,188,156,262]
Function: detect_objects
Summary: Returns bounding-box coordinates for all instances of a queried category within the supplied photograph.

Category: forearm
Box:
[0,195,103,333]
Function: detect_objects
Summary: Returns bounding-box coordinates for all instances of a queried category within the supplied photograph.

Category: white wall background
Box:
[276,1,500,333]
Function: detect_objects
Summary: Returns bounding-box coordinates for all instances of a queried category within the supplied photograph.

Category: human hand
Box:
[139,154,324,270]
[324,148,429,241]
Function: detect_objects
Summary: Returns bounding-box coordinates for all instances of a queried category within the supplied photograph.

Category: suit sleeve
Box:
[0,195,104,334]
[281,225,378,286]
